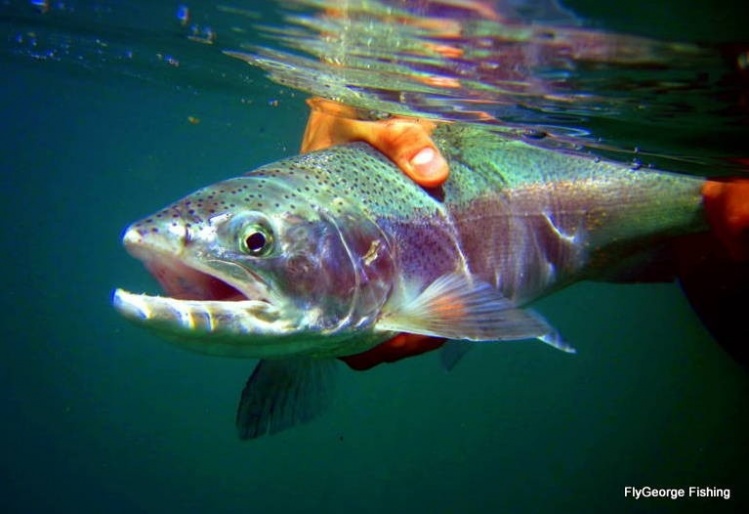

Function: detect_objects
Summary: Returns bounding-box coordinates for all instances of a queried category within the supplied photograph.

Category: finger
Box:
[375,121,449,188]
[301,98,449,187]
[300,99,365,153]
[702,178,749,261]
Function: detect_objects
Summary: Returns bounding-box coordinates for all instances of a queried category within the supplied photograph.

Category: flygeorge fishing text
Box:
[624,486,730,500]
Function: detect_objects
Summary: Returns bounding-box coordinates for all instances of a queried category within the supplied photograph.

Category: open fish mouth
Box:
[134,250,269,303]
[112,244,283,338]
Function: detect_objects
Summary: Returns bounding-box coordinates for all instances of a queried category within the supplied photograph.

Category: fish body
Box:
[113,125,706,437]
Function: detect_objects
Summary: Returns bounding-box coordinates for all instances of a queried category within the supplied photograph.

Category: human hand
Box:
[301,98,449,188]
[702,178,749,261]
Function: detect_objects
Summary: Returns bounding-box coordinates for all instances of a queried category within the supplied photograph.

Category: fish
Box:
[113,124,710,439]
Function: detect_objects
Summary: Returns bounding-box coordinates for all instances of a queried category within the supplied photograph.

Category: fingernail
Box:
[411,147,435,167]
[411,146,447,185]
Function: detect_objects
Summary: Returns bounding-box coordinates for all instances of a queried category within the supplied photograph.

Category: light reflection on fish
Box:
[113,125,707,438]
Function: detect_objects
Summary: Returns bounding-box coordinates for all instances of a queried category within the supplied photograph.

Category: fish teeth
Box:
[112,289,281,334]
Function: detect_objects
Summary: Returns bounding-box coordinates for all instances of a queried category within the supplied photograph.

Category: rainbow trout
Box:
[113,125,705,438]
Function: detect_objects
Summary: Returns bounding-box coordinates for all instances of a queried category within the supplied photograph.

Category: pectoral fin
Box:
[536,326,576,353]
[236,358,337,440]
[439,321,575,372]
[376,273,552,342]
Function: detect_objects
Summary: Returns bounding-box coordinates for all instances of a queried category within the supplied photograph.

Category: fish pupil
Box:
[245,232,267,254]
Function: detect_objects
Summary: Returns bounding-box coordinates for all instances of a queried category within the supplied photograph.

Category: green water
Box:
[1,1,747,513]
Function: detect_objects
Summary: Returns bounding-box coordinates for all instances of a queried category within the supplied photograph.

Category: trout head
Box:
[113,151,398,358]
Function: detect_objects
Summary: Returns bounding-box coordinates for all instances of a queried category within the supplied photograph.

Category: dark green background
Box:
[1,1,747,512]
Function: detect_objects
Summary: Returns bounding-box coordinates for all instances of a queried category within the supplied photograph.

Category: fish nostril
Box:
[122,225,143,248]
[183,223,193,246]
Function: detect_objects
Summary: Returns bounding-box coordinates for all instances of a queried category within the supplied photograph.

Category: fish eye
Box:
[240,224,274,257]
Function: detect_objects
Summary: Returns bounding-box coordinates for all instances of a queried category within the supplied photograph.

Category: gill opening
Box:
[318,207,360,334]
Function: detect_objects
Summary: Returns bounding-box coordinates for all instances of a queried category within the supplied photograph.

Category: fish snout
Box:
[122,210,191,260]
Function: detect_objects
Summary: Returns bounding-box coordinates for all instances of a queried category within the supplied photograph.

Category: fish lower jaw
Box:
[112,288,286,336]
